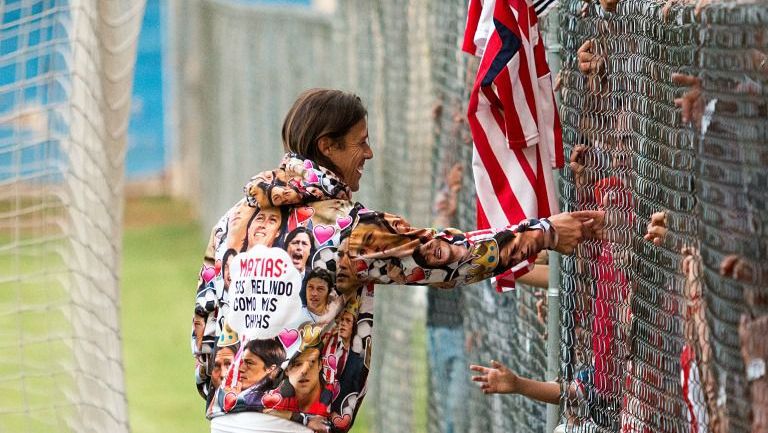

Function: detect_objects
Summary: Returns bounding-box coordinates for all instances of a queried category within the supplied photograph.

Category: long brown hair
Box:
[281,89,367,174]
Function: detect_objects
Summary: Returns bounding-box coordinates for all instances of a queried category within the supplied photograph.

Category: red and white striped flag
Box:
[463,0,564,291]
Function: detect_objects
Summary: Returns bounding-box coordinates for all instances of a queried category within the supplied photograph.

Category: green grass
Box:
[411,320,428,433]
[0,230,74,432]
[121,199,209,433]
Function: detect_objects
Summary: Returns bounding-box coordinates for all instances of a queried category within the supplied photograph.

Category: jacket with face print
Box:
[191,153,555,432]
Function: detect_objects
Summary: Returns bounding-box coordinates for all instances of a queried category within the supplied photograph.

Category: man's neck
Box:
[297,387,321,411]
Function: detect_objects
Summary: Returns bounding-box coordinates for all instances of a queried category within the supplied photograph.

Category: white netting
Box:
[0,1,143,431]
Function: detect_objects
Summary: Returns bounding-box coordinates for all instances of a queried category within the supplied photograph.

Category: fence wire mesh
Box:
[338,1,552,432]
[333,2,433,432]
[429,4,552,433]
[0,0,143,432]
[558,1,768,433]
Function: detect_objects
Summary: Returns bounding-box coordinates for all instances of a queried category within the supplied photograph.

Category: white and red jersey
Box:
[681,344,709,433]
[463,0,564,290]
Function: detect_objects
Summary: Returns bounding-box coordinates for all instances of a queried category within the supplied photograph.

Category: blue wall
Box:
[126,0,165,179]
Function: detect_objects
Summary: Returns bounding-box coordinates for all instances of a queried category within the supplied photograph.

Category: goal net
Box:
[0,1,144,431]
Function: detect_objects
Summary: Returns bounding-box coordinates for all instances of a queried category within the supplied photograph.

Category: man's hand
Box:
[600,0,618,12]
[470,360,519,394]
[662,0,695,20]
[544,211,605,254]
[569,210,606,241]
[569,144,589,188]
[578,40,606,76]
[720,254,754,282]
[581,0,618,15]
[694,0,711,17]
[547,213,585,254]
[672,73,703,127]
[643,211,668,246]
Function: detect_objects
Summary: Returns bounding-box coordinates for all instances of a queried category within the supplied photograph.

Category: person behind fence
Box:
[568,126,633,429]
[470,358,598,430]
[645,210,768,433]
[473,348,617,428]
[191,88,606,433]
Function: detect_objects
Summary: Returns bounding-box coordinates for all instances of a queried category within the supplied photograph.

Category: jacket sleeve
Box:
[334,207,556,293]
[191,221,223,400]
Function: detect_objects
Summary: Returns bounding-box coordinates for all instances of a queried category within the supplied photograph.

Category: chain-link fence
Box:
[558,1,768,433]
[429,3,553,433]
[333,2,433,432]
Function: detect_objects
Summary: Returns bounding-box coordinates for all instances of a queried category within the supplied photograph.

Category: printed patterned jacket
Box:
[191,153,556,432]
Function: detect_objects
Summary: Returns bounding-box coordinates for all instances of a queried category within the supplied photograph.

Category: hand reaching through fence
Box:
[643,211,667,246]
[739,314,768,433]
[694,0,711,17]
[470,360,561,404]
[581,0,618,15]
[578,40,606,76]
[661,0,697,20]
[600,0,619,12]
[548,210,606,254]
[720,254,754,283]
[569,144,589,189]
[470,360,520,395]
[672,73,704,127]
[573,210,606,239]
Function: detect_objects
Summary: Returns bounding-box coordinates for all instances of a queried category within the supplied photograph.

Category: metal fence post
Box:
[542,7,563,433]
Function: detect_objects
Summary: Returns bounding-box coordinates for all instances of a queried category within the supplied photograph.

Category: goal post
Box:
[0,1,144,431]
